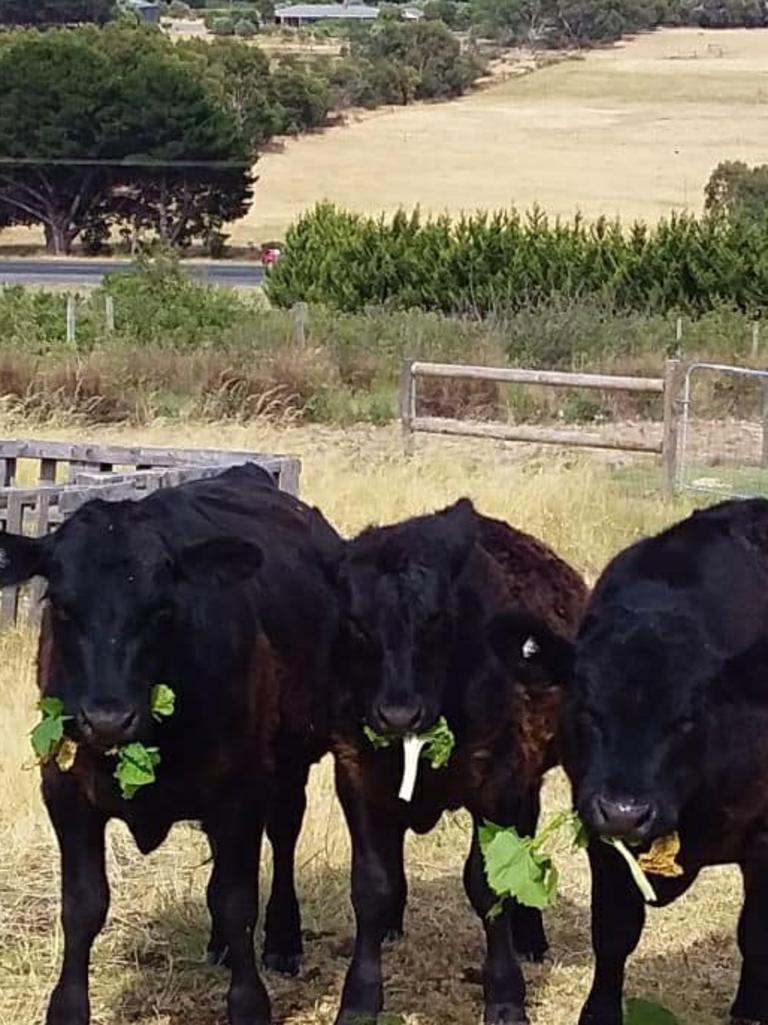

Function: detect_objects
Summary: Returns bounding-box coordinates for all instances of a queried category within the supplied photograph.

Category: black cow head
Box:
[1,500,262,750]
[563,607,768,845]
[334,499,477,737]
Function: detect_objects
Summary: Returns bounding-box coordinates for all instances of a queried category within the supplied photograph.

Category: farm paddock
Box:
[234,27,768,242]
[0,418,749,1025]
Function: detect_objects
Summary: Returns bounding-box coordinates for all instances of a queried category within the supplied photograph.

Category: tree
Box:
[0,0,116,25]
[0,32,253,253]
[357,20,477,99]
[178,38,278,154]
[271,65,330,132]
[235,17,257,36]
[0,35,118,252]
[705,160,768,224]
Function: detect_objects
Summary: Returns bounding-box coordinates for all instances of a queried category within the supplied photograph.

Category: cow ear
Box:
[488,611,574,689]
[175,537,263,588]
[0,532,47,585]
[436,498,477,578]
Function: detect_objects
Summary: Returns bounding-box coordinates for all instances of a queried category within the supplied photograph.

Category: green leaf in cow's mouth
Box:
[28,684,177,800]
[150,683,175,721]
[30,697,68,760]
[114,742,162,800]
[363,715,455,767]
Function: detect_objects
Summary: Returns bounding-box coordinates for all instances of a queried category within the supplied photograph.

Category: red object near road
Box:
[261,245,282,267]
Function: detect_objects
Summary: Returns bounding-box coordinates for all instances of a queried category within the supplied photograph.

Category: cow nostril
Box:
[79,705,139,742]
[589,794,657,841]
[374,702,425,734]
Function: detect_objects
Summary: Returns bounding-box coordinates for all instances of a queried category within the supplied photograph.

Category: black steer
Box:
[518,498,768,1025]
[329,498,587,1025]
[2,464,341,1025]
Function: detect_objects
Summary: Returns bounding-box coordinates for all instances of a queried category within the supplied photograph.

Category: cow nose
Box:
[589,794,657,842]
[373,701,425,735]
[79,703,139,746]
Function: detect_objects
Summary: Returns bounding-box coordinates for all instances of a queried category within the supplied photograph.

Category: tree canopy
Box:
[705,161,768,225]
[0,31,252,253]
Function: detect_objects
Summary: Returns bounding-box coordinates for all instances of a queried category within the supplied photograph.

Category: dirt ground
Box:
[0,418,753,1025]
[231,27,768,242]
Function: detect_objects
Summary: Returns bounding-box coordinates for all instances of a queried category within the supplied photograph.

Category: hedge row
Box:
[264,203,768,315]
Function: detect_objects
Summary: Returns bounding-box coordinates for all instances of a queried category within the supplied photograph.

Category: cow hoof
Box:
[484,1003,528,1025]
[46,984,90,1025]
[578,1011,622,1025]
[334,1011,378,1025]
[263,951,302,976]
[227,982,271,1025]
[383,927,404,944]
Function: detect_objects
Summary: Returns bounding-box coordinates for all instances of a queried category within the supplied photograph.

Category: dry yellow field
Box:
[233,26,768,242]
[0,419,750,1025]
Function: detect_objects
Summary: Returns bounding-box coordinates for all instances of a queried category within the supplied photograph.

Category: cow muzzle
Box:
[370,699,427,736]
[77,701,140,748]
[586,792,660,844]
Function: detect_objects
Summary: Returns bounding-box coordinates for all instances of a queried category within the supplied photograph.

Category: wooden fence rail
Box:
[399,358,683,496]
[0,441,301,629]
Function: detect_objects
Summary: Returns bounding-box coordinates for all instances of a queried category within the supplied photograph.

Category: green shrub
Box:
[265,203,768,316]
[210,14,235,33]
[235,16,257,35]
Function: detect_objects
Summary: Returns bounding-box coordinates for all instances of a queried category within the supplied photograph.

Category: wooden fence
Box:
[399,359,683,495]
[0,440,301,628]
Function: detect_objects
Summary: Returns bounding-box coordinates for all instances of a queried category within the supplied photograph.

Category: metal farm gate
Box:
[677,363,768,500]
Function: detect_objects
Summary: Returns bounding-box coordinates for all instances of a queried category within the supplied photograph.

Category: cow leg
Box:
[464,818,528,1025]
[262,761,310,976]
[334,777,407,1025]
[204,836,227,963]
[578,841,646,1025]
[732,864,768,1024]
[509,787,548,963]
[206,803,271,1025]
[43,775,109,1025]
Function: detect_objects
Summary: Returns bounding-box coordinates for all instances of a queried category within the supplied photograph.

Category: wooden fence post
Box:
[752,321,760,360]
[675,317,683,357]
[399,360,415,457]
[105,295,115,333]
[292,302,307,346]
[66,295,76,344]
[662,358,682,497]
[761,374,768,468]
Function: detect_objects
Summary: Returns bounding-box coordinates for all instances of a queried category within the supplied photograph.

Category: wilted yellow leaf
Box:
[55,738,78,773]
[638,832,683,878]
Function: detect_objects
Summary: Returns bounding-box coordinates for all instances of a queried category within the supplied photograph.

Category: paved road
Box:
[0,259,265,288]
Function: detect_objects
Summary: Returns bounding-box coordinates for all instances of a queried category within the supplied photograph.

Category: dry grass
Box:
[0,419,746,1025]
[231,27,768,242]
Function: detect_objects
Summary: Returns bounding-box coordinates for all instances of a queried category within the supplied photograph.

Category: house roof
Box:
[276,3,380,18]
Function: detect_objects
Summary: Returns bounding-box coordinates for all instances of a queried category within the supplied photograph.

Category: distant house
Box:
[275,2,423,26]
[127,0,161,24]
